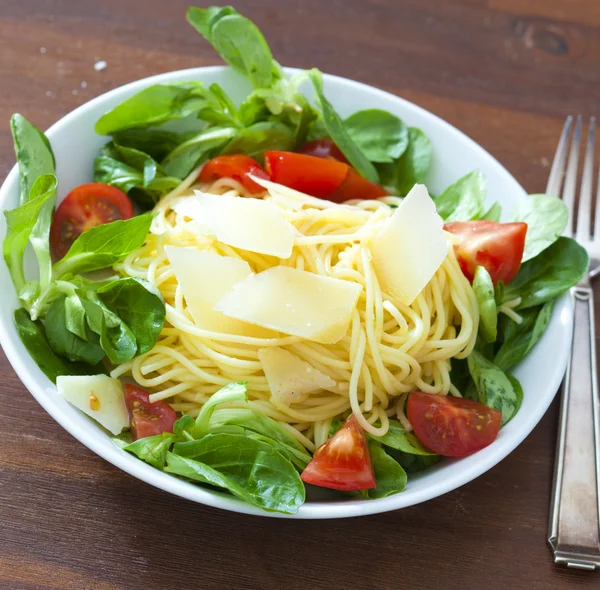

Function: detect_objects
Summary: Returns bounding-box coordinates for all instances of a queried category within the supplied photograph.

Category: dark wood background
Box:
[1,0,600,588]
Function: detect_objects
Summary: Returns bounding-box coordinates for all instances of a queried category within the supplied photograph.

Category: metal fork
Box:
[547,115,600,570]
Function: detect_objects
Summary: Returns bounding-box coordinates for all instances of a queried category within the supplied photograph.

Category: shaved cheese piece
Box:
[215,266,361,344]
[172,192,295,258]
[57,375,128,435]
[258,347,336,406]
[165,246,276,337]
[369,184,447,305]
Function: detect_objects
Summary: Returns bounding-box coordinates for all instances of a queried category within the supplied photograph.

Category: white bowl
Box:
[0,67,571,518]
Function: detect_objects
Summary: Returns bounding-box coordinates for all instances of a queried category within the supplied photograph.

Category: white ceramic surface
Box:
[0,67,572,518]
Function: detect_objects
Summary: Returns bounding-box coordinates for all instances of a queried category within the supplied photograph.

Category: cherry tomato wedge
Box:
[300,414,376,491]
[444,220,527,285]
[299,138,348,163]
[198,155,269,195]
[329,168,388,201]
[264,151,348,198]
[264,151,386,203]
[407,392,502,457]
[50,183,133,259]
[124,384,177,440]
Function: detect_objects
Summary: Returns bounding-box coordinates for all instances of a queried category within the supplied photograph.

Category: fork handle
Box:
[548,285,600,570]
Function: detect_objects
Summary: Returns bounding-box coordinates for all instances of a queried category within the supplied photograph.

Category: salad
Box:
[1,5,588,514]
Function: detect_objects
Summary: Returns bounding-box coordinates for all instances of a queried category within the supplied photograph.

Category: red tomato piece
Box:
[407,392,502,457]
[198,155,269,195]
[300,414,376,491]
[299,138,348,163]
[443,220,527,285]
[124,384,177,440]
[264,151,348,198]
[50,183,134,259]
[328,168,388,202]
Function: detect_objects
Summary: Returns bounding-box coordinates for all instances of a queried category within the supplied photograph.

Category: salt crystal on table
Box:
[81,81,87,88]
[40,47,46,54]
[94,60,107,71]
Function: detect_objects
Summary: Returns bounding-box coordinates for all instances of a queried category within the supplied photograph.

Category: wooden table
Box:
[1,1,599,588]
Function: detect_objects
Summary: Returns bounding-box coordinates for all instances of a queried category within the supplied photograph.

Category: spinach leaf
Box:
[209,407,311,468]
[95,82,207,135]
[370,420,434,455]
[503,237,588,309]
[239,93,271,127]
[512,193,568,262]
[198,83,242,127]
[28,276,122,323]
[306,115,328,142]
[112,129,184,161]
[3,174,58,294]
[344,109,408,163]
[96,141,182,197]
[186,6,237,40]
[10,114,55,206]
[391,450,441,473]
[44,297,106,364]
[507,374,524,416]
[221,121,295,162]
[364,443,407,499]
[242,431,309,470]
[81,298,137,365]
[108,142,162,177]
[165,453,256,505]
[166,451,304,513]
[238,73,318,145]
[123,433,174,469]
[495,301,554,370]
[467,349,518,425]
[482,201,502,222]
[97,277,165,355]
[285,93,318,146]
[173,414,196,441]
[449,357,472,396]
[11,115,57,292]
[168,433,305,513]
[377,127,432,196]
[435,170,486,221]
[14,308,105,383]
[208,408,303,450]
[94,154,144,194]
[18,281,42,315]
[308,69,379,183]
[112,431,133,449]
[64,293,88,340]
[161,126,237,178]
[188,7,275,89]
[473,266,497,343]
[26,279,75,322]
[52,213,152,278]
[94,151,180,205]
[192,382,248,437]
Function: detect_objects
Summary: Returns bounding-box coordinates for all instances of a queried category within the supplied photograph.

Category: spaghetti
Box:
[111,174,478,450]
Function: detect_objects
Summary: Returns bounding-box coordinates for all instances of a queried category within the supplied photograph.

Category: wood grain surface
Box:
[1,0,600,588]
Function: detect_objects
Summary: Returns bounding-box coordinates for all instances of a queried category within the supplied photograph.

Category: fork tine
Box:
[576,117,595,243]
[546,115,573,197]
[562,115,582,238]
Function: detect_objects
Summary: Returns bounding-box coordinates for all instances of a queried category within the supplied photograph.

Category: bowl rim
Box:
[0,65,571,519]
